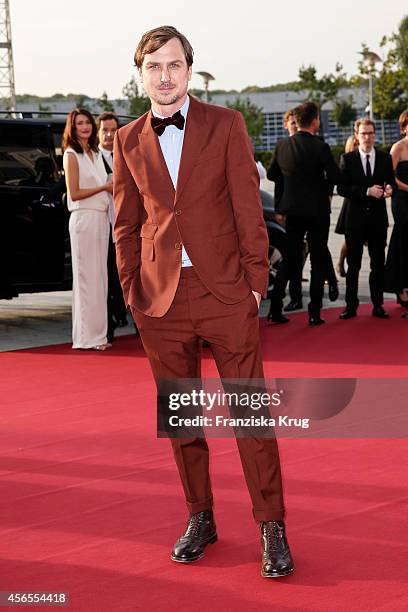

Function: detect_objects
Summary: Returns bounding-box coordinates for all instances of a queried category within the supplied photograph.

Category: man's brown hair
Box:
[293,102,319,128]
[96,112,119,130]
[354,118,376,133]
[62,108,98,154]
[398,110,408,134]
[134,25,194,69]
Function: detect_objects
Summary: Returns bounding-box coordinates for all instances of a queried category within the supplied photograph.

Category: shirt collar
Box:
[99,145,113,156]
[359,146,374,158]
[151,94,190,120]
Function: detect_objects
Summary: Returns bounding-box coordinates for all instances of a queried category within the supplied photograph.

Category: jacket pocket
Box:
[140,223,158,261]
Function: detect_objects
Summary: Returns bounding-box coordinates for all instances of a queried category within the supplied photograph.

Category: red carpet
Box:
[1,302,407,611]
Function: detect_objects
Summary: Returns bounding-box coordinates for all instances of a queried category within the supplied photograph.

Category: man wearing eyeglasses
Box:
[337,118,395,319]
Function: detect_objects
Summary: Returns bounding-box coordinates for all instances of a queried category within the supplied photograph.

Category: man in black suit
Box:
[337,118,395,319]
[97,112,129,342]
[267,102,341,325]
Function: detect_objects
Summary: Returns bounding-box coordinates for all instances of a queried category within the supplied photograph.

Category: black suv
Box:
[0,117,69,299]
[0,113,135,300]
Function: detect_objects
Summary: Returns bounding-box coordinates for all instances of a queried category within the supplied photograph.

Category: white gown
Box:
[63,148,110,349]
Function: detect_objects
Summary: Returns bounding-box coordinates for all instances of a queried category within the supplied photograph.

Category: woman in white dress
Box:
[62,108,113,350]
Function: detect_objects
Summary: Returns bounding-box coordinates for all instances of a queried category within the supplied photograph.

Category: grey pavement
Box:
[0,194,392,353]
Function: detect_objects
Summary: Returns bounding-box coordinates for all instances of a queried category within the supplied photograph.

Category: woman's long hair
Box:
[62,107,98,153]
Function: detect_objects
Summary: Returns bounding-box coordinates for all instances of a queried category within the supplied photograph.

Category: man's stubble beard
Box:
[151,92,180,106]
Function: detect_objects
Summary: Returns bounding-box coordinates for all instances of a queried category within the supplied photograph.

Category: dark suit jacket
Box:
[113,95,269,317]
[267,131,341,217]
[337,148,395,233]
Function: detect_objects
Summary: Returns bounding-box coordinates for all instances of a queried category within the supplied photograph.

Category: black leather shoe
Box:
[309,314,325,326]
[339,309,357,320]
[171,510,217,563]
[261,521,294,578]
[267,312,290,324]
[402,312,408,319]
[372,306,389,319]
[328,283,339,302]
[284,300,303,312]
[118,318,129,327]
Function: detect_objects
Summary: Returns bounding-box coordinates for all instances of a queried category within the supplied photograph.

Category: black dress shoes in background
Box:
[267,312,290,324]
[261,521,294,578]
[339,309,357,320]
[284,300,303,312]
[308,314,325,326]
[372,306,390,319]
[171,510,217,563]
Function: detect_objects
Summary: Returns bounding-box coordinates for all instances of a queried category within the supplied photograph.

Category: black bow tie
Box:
[151,110,185,136]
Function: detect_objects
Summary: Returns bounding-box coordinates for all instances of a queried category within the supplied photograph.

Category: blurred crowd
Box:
[61,102,408,348]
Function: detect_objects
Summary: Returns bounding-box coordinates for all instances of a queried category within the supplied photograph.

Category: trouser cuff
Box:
[253,507,285,522]
[187,499,214,516]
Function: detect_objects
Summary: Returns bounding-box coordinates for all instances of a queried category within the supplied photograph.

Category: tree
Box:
[122,76,150,117]
[189,88,204,100]
[331,96,356,141]
[294,63,348,108]
[226,97,264,144]
[395,15,408,73]
[38,103,51,113]
[357,36,407,142]
[97,91,115,112]
[75,95,91,110]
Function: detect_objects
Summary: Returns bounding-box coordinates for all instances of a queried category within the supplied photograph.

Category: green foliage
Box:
[226,97,264,143]
[254,150,273,168]
[75,95,92,110]
[189,88,204,100]
[332,97,357,129]
[395,15,408,73]
[122,76,150,117]
[294,63,348,108]
[97,91,115,112]
[38,103,51,113]
[241,82,299,93]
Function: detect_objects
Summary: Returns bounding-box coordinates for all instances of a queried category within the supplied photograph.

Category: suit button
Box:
[175,242,182,250]
[175,209,182,215]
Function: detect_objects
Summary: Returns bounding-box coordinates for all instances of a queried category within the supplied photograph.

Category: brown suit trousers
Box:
[132,267,285,522]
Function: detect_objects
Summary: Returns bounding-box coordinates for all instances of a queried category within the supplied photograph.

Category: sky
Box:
[9,0,408,98]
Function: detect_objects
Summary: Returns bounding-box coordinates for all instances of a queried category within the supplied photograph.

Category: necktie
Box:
[366,154,372,181]
[151,110,185,136]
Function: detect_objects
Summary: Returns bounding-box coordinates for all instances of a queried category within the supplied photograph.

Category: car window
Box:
[0,123,58,186]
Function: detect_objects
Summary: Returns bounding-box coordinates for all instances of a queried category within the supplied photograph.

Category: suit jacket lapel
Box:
[138,111,175,198]
[353,149,367,181]
[372,147,381,178]
[175,96,206,203]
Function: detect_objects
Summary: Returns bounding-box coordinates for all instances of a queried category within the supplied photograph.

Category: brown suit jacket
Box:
[113,95,269,317]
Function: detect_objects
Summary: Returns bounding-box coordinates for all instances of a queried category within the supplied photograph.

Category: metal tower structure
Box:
[0,0,16,110]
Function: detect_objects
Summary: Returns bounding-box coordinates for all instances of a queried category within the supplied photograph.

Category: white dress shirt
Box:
[152,96,192,267]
